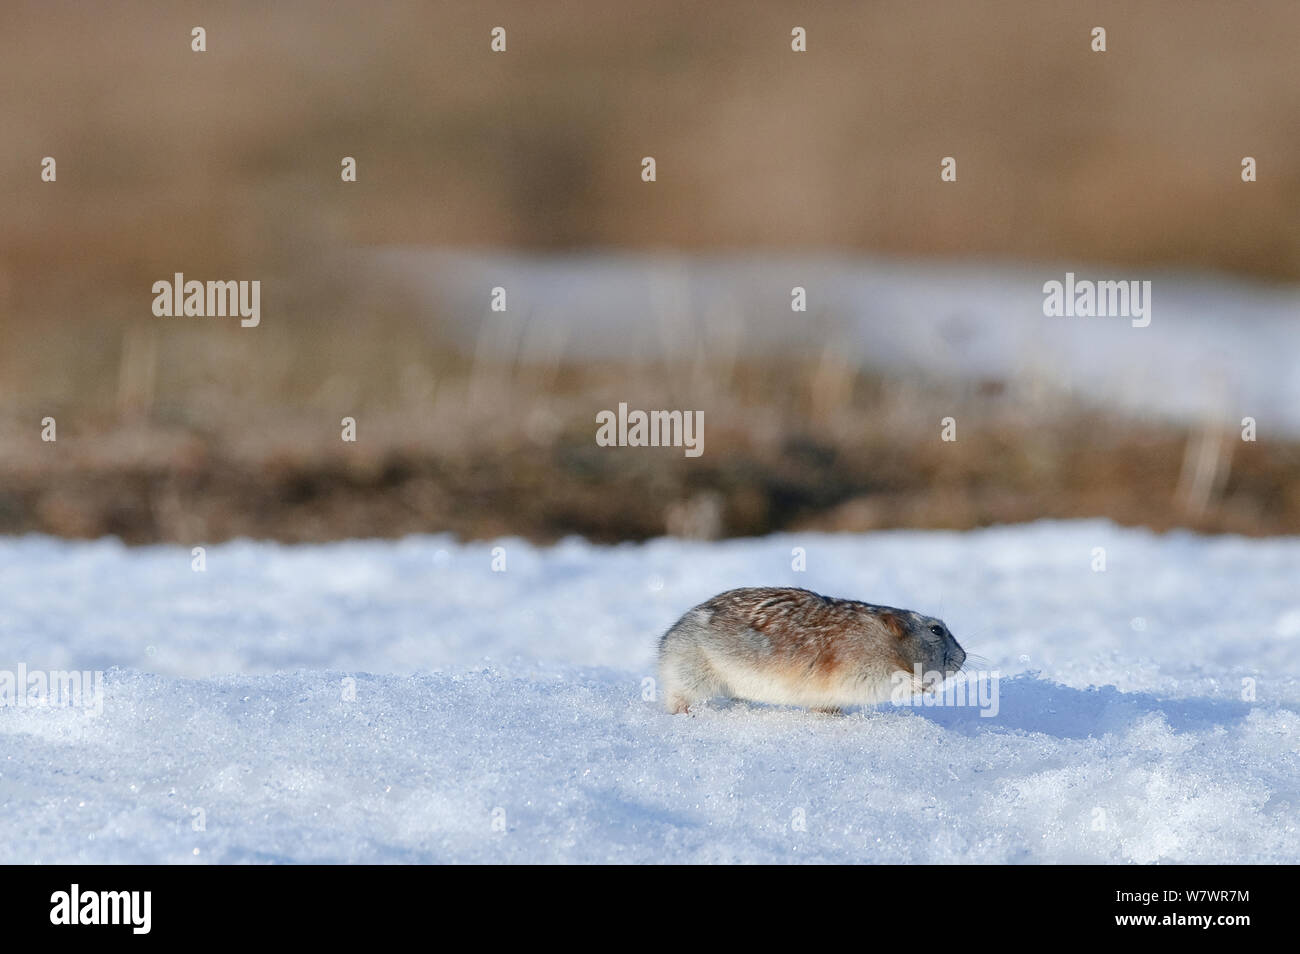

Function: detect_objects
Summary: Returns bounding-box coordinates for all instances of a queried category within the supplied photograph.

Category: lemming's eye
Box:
[929,624,945,636]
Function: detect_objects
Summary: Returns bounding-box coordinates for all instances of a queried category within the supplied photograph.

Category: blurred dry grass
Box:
[4,0,1298,284]
[1,1,1299,542]
[3,355,1298,543]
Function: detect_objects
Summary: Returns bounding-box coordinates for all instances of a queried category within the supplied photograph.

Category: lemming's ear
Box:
[880,612,908,638]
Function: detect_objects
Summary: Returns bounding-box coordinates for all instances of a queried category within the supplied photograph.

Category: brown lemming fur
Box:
[658,586,962,712]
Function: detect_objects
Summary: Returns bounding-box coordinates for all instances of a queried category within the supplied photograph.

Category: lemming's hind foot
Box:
[812,706,844,715]
[665,693,695,715]
[658,636,723,714]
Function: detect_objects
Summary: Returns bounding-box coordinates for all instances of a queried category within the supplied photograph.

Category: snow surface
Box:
[2,521,1298,863]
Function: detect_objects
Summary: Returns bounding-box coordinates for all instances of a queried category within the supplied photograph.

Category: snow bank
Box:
[2,521,1297,863]
[378,249,1300,435]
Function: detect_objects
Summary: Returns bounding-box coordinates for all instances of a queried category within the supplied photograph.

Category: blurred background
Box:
[1,0,1298,544]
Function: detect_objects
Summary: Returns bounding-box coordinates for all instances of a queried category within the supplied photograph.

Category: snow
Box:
[377,248,1300,435]
[2,521,1298,863]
